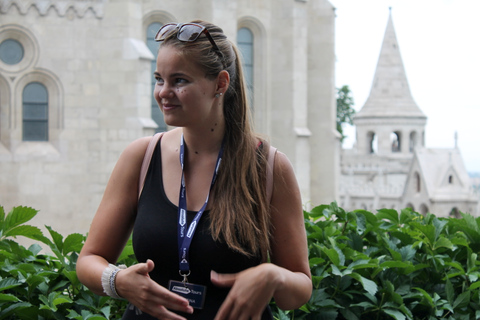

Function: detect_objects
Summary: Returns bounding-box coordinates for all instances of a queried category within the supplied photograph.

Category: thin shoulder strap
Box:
[266,146,277,204]
[138,132,164,199]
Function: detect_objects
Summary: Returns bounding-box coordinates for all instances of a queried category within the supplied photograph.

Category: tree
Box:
[336,85,355,143]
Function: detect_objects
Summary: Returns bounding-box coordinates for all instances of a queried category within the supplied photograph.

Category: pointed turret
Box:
[354,10,427,156]
[356,11,426,118]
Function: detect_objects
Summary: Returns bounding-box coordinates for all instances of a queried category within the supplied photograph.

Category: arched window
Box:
[237,28,254,108]
[23,82,48,141]
[419,204,428,216]
[367,131,378,154]
[405,203,415,211]
[146,22,166,133]
[391,131,401,152]
[450,207,460,218]
[409,131,417,153]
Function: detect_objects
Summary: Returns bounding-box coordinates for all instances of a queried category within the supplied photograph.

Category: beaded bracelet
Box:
[101,264,126,299]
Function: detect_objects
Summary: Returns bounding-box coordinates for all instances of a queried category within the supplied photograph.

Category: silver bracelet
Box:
[101,264,126,299]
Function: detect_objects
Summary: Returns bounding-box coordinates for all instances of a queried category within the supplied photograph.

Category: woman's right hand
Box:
[115,259,194,319]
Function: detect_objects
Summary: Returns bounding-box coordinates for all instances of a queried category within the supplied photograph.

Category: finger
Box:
[143,304,190,320]
[214,295,234,320]
[136,290,194,316]
[135,259,154,276]
[211,270,236,288]
[152,288,193,312]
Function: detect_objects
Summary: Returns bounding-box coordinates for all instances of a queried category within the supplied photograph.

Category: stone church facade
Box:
[0,0,338,236]
[339,12,478,217]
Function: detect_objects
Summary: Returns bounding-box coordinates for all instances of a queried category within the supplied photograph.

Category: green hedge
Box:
[1,203,480,319]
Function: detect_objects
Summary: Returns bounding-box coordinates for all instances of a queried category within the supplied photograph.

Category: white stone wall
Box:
[0,0,338,236]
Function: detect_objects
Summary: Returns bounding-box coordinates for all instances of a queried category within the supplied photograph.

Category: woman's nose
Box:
[158,83,174,99]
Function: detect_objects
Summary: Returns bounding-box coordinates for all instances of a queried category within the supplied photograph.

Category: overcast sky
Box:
[329,0,480,173]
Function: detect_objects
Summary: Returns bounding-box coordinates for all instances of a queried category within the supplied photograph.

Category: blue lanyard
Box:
[177,134,224,276]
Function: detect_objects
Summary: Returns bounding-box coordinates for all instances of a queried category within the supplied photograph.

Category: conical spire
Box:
[356,10,426,119]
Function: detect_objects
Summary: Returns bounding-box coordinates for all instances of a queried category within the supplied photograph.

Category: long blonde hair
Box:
[161,21,271,259]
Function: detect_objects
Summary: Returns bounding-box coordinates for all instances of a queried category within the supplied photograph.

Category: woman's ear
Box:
[216,70,230,94]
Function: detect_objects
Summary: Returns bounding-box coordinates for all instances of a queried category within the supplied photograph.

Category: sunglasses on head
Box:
[155,23,223,58]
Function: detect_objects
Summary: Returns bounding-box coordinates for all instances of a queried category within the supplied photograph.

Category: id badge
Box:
[168,280,207,309]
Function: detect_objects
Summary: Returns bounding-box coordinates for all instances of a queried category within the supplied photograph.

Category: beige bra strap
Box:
[138,132,164,199]
[266,146,277,204]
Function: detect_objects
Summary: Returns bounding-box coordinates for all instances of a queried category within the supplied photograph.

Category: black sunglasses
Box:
[155,23,223,59]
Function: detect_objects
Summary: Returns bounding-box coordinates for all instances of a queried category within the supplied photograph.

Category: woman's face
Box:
[153,45,221,129]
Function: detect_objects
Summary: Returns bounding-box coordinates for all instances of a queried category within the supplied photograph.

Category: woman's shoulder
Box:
[121,129,179,158]
[121,136,152,160]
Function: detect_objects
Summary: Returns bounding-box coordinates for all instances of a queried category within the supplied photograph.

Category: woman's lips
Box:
[162,103,179,111]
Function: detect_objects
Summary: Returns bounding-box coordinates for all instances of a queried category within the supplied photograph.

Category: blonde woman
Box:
[77,20,311,320]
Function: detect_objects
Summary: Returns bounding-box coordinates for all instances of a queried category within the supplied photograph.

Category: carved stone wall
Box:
[0,0,105,19]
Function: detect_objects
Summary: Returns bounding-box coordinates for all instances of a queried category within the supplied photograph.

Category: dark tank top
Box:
[122,141,273,319]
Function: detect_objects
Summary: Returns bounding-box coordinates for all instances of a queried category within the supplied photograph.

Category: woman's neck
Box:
[181,124,225,156]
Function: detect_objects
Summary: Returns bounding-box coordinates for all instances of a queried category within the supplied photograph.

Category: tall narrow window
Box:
[409,131,417,153]
[23,82,48,141]
[237,28,254,108]
[414,172,421,192]
[368,131,377,154]
[391,131,401,152]
[147,22,166,133]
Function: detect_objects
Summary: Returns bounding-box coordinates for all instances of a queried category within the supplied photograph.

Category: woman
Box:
[77,20,311,320]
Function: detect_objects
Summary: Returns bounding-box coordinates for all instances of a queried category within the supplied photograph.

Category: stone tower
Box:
[340,10,478,216]
[354,10,427,157]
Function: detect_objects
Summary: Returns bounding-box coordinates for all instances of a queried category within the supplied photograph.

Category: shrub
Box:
[0,206,134,319]
[2,204,480,319]
[272,202,480,320]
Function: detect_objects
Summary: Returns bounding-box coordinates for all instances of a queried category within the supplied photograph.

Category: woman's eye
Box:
[155,77,164,85]
[175,78,188,84]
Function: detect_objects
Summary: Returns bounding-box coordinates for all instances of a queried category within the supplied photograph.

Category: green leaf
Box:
[461,212,479,232]
[351,301,376,309]
[321,247,340,266]
[445,261,465,274]
[383,309,406,320]
[379,261,410,269]
[4,225,43,239]
[0,206,5,226]
[453,291,470,309]
[411,222,435,246]
[433,218,448,240]
[309,204,330,218]
[63,233,84,254]
[0,302,32,318]
[46,226,64,252]
[445,278,454,305]
[469,281,480,290]
[53,294,72,306]
[0,277,23,291]
[349,272,377,296]
[309,257,325,267]
[414,287,434,307]
[66,309,83,320]
[3,206,38,233]
[0,293,21,302]
[433,237,453,251]
[467,252,477,272]
[339,309,359,320]
[376,209,399,224]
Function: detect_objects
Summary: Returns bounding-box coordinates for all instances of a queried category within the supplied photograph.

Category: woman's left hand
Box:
[211,264,283,320]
